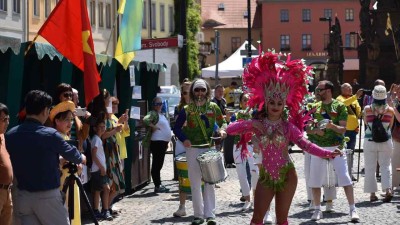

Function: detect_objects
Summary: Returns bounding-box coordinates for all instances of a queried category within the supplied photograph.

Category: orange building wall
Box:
[260,0,360,63]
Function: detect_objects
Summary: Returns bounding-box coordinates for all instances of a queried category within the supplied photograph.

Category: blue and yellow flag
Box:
[115,0,143,69]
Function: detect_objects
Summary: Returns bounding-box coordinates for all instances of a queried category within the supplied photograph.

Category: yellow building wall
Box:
[141,0,175,39]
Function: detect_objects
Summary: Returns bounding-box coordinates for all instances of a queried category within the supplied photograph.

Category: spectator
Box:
[224,81,237,107]
[307,81,359,222]
[211,84,227,115]
[352,78,360,91]
[6,90,85,225]
[0,103,12,225]
[389,84,400,191]
[362,85,394,202]
[336,83,363,181]
[144,97,172,193]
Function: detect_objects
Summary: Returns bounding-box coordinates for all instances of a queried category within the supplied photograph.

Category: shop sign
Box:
[306,52,328,57]
[141,35,183,49]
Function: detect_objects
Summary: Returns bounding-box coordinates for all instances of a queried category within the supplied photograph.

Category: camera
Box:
[361,89,372,96]
[75,107,87,117]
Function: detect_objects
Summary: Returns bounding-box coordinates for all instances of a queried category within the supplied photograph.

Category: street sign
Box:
[240,49,258,56]
[141,37,182,50]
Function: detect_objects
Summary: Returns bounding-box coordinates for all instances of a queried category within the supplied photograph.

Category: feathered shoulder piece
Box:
[242,51,313,130]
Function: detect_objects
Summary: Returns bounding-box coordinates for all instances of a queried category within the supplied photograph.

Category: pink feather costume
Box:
[226,51,335,191]
[227,118,335,191]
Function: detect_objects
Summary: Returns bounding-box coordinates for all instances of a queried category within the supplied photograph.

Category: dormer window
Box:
[243,11,248,18]
[218,3,225,11]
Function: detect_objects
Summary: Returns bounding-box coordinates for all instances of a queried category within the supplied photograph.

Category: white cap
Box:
[193,79,207,91]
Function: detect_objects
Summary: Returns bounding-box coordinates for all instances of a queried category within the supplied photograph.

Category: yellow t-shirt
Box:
[111,114,130,159]
[336,95,361,130]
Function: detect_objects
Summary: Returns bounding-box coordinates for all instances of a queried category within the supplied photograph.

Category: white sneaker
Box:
[325,202,334,213]
[263,211,273,224]
[242,201,251,211]
[350,209,360,222]
[311,209,322,221]
[173,205,186,217]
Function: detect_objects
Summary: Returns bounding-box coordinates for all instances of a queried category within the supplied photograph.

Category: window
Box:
[231,37,241,53]
[160,4,165,31]
[106,4,111,29]
[0,0,7,11]
[13,0,20,13]
[151,2,156,30]
[218,3,224,11]
[45,0,51,17]
[98,2,104,27]
[90,1,95,25]
[142,1,147,29]
[169,6,174,33]
[280,9,289,22]
[323,34,329,50]
[302,34,312,50]
[302,9,311,22]
[324,9,332,19]
[280,35,290,51]
[345,8,354,21]
[345,33,356,48]
[33,0,39,16]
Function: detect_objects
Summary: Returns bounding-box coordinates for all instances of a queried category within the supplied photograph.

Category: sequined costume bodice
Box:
[227,119,333,191]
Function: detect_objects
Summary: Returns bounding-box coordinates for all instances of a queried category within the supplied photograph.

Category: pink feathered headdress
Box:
[242,51,313,130]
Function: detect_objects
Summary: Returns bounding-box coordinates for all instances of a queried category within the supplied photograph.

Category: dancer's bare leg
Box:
[274,169,298,224]
[251,181,275,223]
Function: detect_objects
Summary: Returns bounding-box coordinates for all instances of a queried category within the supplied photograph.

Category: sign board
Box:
[240,50,258,56]
[242,57,253,68]
[141,37,182,50]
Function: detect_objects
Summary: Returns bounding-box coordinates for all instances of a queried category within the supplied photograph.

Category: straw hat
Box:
[49,101,75,122]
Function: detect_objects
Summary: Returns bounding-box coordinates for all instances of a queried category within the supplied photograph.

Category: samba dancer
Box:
[226,52,341,225]
[173,79,227,225]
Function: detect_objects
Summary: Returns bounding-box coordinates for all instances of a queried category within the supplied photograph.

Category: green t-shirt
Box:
[182,102,226,147]
[308,99,348,147]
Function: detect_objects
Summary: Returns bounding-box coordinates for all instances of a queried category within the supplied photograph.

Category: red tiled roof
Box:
[201,0,259,29]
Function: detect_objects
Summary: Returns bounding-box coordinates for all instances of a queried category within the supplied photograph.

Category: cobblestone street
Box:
[84,136,400,225]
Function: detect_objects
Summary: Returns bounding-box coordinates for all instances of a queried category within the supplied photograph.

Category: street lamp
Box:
[319,17,332,35]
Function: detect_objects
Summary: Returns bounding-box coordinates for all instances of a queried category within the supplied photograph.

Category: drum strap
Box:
[194,112,211,148]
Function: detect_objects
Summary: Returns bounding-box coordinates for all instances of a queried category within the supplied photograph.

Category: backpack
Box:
[368,114,389,143]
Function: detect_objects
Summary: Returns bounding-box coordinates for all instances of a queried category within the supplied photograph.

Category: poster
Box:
[130,106,141,120]
[132,86,142,99]
[129,66,135,87]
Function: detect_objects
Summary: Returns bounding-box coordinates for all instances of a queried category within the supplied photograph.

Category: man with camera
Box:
[6,90,86,225]
[337,83,363,181]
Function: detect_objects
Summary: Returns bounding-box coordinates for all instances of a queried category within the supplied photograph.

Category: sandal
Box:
[382,193,393,203]
[370,195,378,202]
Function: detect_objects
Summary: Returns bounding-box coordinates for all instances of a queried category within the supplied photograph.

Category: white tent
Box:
[201,41,258,79]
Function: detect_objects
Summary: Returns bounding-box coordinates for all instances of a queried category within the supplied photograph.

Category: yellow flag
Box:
[115,36,135,70]
[118,0,126,14]
[385,13,392,36]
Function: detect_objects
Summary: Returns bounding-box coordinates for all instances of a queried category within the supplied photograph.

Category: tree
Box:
[175,0,201,81]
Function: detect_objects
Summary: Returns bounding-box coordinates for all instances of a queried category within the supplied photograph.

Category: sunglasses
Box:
[63,92,73,98]
[153,102,163,106]
[315,88,328,93]
[62,118,74,123]
[194,88,206,93]
[0,116,10,123]
[182,91,189,95]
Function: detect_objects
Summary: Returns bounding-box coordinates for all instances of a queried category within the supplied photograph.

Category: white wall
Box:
[0,0,25,44]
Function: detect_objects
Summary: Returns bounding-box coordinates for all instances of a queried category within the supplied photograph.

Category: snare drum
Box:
[197,149,227,184]
[175,153,204,193]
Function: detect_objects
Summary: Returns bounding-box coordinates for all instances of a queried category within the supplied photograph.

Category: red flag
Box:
[38,0,100,106]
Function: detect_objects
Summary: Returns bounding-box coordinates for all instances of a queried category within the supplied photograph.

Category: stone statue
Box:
[328,18,345,64]
[377,0,400,9]
[359,0,372,43]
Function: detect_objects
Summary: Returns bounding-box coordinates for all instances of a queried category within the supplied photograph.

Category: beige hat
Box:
[49,101,76,122]
[372,85,387,100]
[193,79,207,91]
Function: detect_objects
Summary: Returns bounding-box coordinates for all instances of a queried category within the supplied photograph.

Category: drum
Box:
[197,150,227,184]
[175,153,204,193]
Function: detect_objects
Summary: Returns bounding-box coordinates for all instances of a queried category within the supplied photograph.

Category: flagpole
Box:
[99,12,120,75]
[24,34,39,56]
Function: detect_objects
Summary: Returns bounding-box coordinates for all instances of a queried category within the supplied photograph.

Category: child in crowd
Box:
[91,118,113,221]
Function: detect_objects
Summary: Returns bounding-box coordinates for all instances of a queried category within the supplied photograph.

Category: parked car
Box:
[160,85,180,95]
[157,93,181,125]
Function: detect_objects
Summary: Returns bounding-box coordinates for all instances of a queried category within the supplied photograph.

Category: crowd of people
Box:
[1,53,400,225]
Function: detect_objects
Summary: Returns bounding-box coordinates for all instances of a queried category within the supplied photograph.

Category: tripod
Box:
[62,163,99,225]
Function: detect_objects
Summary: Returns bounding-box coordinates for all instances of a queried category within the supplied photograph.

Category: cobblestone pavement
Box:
[85,136,400,225]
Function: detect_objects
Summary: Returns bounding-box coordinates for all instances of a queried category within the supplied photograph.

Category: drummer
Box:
[173,79,227,225]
